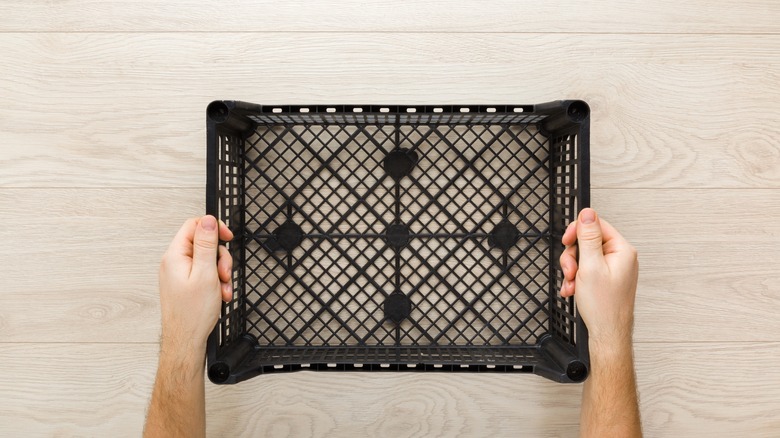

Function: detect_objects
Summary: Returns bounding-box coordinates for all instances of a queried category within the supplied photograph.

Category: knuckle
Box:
[219,248,232,263]
[220,260,232,275]
[579,237,601,247]
[159,252,171,270]
[628,244,639,260]
[581,231,601,241]
[194,238,217,252]
[577,228,602,243]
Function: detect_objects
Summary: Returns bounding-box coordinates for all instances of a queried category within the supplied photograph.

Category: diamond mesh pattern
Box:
[240,121,553,347]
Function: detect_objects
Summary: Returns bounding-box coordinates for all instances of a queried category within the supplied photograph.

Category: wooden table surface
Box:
[1,1,779,436]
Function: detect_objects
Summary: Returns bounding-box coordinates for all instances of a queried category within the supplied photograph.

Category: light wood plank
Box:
[0,188,202,342]
[2,2,776,436]
[1,342,777,436]
[1,34,779,188]
[2,188,778,343]
[0,0,778,33]
[0,343,158,436]
[634,342,780,437]
[593,189,780,343]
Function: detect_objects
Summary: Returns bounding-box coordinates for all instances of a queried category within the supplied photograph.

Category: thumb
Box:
[192,215,219,275]
[576,208,605,268]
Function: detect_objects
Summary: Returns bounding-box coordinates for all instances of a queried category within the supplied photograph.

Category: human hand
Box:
[558,208,638,347]
[158,215,234,358]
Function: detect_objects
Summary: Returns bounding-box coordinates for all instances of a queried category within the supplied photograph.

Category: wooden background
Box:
[1,1,779,436]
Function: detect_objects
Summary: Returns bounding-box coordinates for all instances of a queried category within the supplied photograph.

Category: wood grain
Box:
[0,0,778,33]
[1,34,779,188]
[2,188,778,343]
[0,343,158,436]
[3,4,779,434]
[1,342,777,437]
[0,188,202,342]
[634,342,780,437]
[593,189,780,343]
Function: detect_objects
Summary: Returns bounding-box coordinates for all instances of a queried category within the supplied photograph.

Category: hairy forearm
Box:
[580,339,642,438]
[144,343,206,438]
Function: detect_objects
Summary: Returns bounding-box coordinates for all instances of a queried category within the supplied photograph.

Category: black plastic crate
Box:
[206,101,590,384]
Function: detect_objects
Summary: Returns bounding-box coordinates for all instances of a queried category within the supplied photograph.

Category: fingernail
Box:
[580,209,596,224]
[202,215,217,231]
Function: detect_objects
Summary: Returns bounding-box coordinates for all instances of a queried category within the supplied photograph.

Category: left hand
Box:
[158,215,234,357]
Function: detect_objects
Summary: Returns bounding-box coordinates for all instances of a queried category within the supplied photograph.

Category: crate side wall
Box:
[215,129,248,351]
[548,130,580,348]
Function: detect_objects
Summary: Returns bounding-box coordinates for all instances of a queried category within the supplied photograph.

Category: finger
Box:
[221,281,233,302]
[166,218,199,260]
[560,279,575,298]
[217,245,233,283]
[192,215,220,276]
[575,208,605,269]
[218,219,234,242]
[598,217,632,253]
[562,221,577,247]
[559,245,579,281]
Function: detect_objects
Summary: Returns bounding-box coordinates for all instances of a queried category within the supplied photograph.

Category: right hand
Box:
[558,208,639,346]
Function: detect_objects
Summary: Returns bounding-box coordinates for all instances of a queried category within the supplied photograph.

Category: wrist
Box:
[158,348,205,385]
[586,317,634,354]
[160,334,206,375]
[588,335,633,362]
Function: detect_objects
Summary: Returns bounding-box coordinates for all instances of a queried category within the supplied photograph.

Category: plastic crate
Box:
[206,101,590,384]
